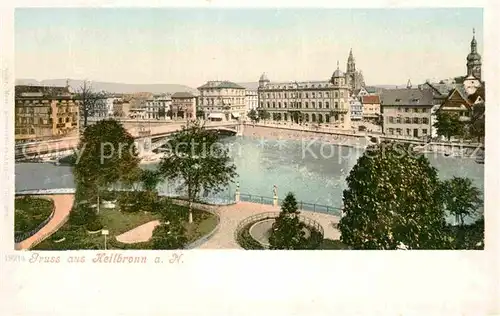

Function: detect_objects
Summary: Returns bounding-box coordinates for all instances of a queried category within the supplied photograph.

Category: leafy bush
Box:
[320,239,350,250]
[69,203,97,226]
[86,219,103,232]
[50,231,66,241]
[14,196,54,236]
[236,221,265,250]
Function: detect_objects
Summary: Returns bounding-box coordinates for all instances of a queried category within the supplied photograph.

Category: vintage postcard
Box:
[1,2,497,315]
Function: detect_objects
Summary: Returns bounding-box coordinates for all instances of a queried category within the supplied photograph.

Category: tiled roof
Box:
[362,95,380,104]
[380,88,434,106]
[198,81,246,90]
[15,85,70,97]
[171,92,195,98]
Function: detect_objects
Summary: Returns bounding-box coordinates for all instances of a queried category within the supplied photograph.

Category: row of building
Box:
[15,30,484,142]
[254,30,485,140]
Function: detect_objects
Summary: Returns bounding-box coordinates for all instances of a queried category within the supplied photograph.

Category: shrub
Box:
[69,203,97,226]
[86,219,103,232]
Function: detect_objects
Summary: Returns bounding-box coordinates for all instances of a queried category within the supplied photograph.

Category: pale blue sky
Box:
[15,8,483,87]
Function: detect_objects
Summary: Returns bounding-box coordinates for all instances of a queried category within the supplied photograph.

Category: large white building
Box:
[245,90,258,114]
[349,97,363,121]
[257,63,351,128]
[145,94,172,120]
[198,81,246,122]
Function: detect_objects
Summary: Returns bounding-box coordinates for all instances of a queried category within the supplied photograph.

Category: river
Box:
[15,136,484,221]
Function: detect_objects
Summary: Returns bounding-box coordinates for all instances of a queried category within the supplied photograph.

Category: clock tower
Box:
[466,28,482,81]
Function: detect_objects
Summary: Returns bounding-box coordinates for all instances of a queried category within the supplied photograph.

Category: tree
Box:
[158,121,237,223]
[268,192,309,249]
[338,142,449,249]
[166,109,173,119]
[247,109,258,122]
[73,119,140,212]
[158,107,166,119]
[151,200,188,249]
[76,81,108,128]
[441,177,482,227]
[196,108,205,119]
[257,109,271,123]
[468,104,485,143]
[433,111,465,141]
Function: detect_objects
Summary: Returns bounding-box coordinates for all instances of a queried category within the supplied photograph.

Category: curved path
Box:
[115,220,160,243]
[15,194,74,250]
[197,201,341,249]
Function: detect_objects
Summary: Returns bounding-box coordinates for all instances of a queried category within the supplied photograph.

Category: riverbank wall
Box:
[242,124,484,158]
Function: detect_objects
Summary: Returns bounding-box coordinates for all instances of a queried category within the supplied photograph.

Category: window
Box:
[284,93,288,98]
[65,117,70,123]
[413,117,420,124]
[312,102,315,108]
[284,102,287,108]
[305,102,309,108]
[406,128,411,136]
[396,128,402,135]
[422,118,429,124]
[58,117,63,123]
[340,91,344,97]
[334,91,339,98]
[266,102,270,108]
[325,102,330,108]
[405,117,411,124]
[389,116,394,124]
[326,92,330,97]
[305,93,309,98]
[273,102,276,108]
[389,128,394,135]
[312,92,316,98]
[422,129,428,135]
[278,102,281,108]
[319,92,322,97]
[319,102,322,109]
[421,108,428,113]
[395,99,401,102]
[334,101,338,108]
[413,108,419,113]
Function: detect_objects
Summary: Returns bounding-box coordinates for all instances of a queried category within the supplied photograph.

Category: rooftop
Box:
[171,92,196,98]
[198,81,246,90]
[361,95,380,104]
[380,88,434,106]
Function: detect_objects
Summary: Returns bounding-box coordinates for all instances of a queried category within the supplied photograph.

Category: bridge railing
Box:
[238,193,342,216]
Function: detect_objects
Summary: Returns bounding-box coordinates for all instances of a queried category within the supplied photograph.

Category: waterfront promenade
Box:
[15,194,74,250]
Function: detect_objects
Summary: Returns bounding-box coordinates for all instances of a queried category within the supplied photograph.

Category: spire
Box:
[337,60,339,69]
[348,48,354,60]
[471,28,477,53]
[406,79,412,89]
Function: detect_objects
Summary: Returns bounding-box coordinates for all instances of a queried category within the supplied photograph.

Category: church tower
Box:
[466,28,482,81]
[346,48,356,73]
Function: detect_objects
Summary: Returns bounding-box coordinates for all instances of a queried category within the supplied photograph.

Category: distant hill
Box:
[15,79,198,95]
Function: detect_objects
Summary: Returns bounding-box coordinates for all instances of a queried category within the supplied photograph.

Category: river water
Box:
[15,136,484,221]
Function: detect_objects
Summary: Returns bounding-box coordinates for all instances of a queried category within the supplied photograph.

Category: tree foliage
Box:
[151,199,188,249]
[257,109,271,122]
[441,177,483,226]
[157,121,237,222]
[338,142,449,249]
[467,104,485,143]
[73,119,140,204]
[247,109,259,122]
[433,111,465,141]
[269,192,309,249]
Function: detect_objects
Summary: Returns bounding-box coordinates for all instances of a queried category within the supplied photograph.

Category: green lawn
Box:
[15,196,54,236]
[33,200,218,250]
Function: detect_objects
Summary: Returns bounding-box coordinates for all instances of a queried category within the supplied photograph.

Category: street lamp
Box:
[101,229,109,250]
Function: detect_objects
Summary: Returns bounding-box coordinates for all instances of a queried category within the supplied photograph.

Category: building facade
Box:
[171,92,197,120]
[257,64,351,128]
[15,85,79,141]
[380,88,434,138]
[245,90,258,114]
[361,95,381,122]
[349,97,363,121]
[145,94,172,120]
[198,81,246,121]
[112,99,131,118]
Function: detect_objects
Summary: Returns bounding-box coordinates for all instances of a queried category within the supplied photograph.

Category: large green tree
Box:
[247,109,258,122]
[338,142,449,249]
[269,192,309,250]
[73,119,140,212]
[257,109,271,123]
[433,111,465,141]
[468,104,485,143]
[157,121,237,223]
[441,177,482,227]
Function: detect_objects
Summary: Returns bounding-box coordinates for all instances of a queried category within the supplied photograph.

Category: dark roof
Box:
[171,92,195,98]
[380,88,434,106]
[15,85,70,97]
[198,81,246,90]
[362,95,380,104]
[365,86,378,93]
